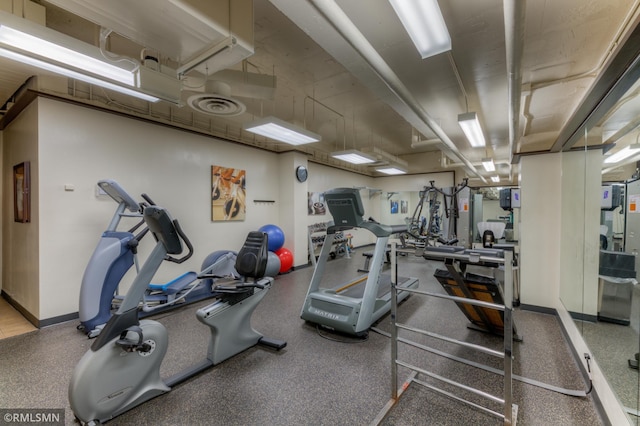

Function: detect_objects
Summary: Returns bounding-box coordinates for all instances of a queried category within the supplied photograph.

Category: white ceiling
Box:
[0,0,639,184]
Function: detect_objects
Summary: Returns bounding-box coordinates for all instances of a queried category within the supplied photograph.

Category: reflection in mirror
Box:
[381,186,520,249]
[381,182,473,249]
[567,71,640,418]
[601,183,626,251]
[472,187,520,245]
[582,173,640,416]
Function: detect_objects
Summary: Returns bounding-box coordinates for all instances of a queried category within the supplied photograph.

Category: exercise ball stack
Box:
[258,224,294,275]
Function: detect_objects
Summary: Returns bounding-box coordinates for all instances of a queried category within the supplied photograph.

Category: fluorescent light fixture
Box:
[458,112,486,148]
[482,158,495,172]
[491,176,500,183]
[376,166,407,175]
[0,26,133,85]
[389,0,451,59]
[0,13,161,102]
[331,149,376,164]
[0,48,159,102]
[243,116,321,145]
[604,144,640,164]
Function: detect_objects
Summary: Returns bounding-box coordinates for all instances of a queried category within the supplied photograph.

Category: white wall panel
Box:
[520,153,561,308]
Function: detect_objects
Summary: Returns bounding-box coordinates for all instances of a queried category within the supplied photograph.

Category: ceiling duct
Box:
[45,0,254,77]
[206,69,277,100]
[411,135,440,149]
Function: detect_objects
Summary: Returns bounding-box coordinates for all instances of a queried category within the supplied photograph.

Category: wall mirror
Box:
[382,187,519,249]
[560,51,640,421]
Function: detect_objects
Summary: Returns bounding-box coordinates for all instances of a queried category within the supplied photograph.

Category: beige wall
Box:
[520,150,600,313]
[559,150,601,315]
[277,151,307,267]
[2,101,39,318]
[520,153,562,308]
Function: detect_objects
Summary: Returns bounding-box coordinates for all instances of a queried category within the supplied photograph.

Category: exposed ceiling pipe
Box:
[361,146,409,168]
[308,0,486,183]
[411,129,441,149]
[442,154,511,169]
[503,0,525,178]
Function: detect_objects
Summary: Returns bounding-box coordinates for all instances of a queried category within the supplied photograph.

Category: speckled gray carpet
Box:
[0,251,605,425]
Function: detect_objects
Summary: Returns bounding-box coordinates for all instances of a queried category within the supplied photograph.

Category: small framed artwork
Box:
[390,200,399,214]
[14,161,30,223]
[308,192,326,215]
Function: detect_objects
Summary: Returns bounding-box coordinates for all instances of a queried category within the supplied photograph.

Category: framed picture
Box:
[308,192,326,215]
[390,200,399,214]
[211,165,246,221]
[14,161,30,223]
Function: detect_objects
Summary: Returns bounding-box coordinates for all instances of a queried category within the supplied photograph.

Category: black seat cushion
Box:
[235,231,268,280]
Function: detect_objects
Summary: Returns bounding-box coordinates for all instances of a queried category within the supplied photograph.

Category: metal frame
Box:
[373,242,517,425]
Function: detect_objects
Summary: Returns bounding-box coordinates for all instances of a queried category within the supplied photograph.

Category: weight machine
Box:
[402,179,468,248]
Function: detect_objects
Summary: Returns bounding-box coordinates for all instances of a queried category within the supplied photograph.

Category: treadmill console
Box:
[324,188,365,228]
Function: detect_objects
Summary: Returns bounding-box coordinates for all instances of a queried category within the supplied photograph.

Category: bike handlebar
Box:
[141,193,156,206]
[165,219,194,264]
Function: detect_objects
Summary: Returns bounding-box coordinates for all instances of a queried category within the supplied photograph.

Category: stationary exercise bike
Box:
[69,204,286,424]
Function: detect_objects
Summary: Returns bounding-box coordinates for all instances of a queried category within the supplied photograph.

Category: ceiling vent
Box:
[184,69,276,116]
[186,81,246,117]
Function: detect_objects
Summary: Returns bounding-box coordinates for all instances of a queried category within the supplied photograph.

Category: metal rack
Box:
[308,222,349,267]
[373,242,517,425]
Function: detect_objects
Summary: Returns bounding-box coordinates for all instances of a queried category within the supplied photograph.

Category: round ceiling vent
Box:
[186,93,247,117]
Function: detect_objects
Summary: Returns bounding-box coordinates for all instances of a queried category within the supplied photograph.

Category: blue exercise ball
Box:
[259,224,285,252]
[265,251,281,277]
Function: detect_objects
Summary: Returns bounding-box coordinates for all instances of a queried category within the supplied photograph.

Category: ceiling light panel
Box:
[458,112,486,148]
[243,116,321,145]
[376,166,407,175]
[0,47,159,102]
[331,149,376,164]
[482,158,495,172]
[0,26,134,85]
[0,11,164,102]
[389,0,451,59]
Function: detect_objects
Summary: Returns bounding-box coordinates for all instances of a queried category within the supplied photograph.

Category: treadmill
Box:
[427,246,522,341]
[300,188,419,336]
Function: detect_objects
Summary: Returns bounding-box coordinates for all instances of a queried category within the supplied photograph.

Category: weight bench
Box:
[357,248,391,273]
